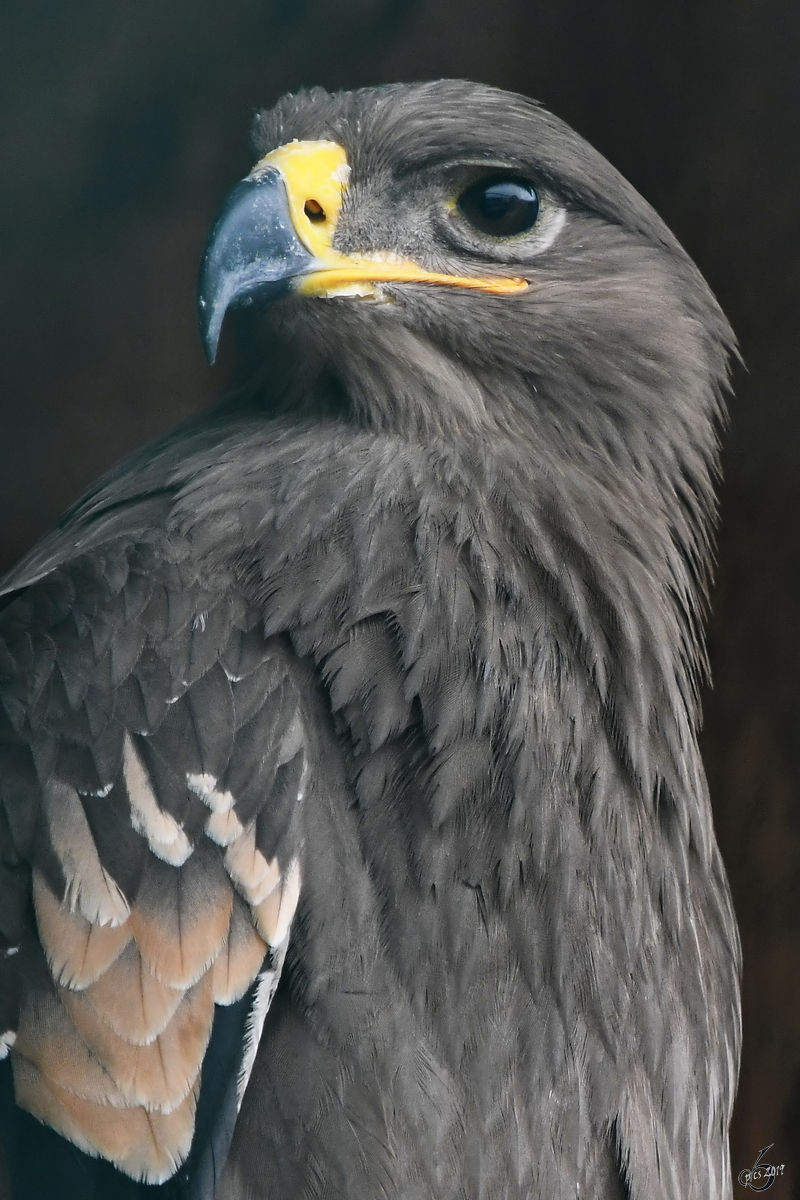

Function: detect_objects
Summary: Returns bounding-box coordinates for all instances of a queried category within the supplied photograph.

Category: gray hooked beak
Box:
[198,167,314,363]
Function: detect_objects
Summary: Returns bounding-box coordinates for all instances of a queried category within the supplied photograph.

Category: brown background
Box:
[1,0,798,1191]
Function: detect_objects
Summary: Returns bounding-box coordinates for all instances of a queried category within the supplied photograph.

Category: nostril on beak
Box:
[304,198,326,222]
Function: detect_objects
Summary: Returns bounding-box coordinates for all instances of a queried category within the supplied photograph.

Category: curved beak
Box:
[198,140,527,363]
[198,167,315,362]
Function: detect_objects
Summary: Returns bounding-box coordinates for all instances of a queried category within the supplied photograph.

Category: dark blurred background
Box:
[1,0,798,1190]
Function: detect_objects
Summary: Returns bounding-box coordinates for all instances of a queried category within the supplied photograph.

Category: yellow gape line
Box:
[252,140,529,299]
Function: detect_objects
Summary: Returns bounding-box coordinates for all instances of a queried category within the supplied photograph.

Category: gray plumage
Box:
[0,80,741,1199]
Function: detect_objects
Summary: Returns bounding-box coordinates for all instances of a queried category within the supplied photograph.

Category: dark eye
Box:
[457,175,540,237]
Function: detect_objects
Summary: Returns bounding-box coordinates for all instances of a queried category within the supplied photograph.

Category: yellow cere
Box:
[254,140,353,262]
[253,139,529,300]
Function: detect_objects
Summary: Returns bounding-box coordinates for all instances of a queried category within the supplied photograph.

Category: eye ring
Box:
[457,174,540,238]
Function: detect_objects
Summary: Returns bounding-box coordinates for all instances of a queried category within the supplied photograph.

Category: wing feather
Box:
[0,534,312,1186]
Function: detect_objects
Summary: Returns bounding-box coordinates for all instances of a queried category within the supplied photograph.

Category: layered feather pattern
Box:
[0,536,308,1184]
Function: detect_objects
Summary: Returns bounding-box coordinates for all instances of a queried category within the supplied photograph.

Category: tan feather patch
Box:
[186,773,235,814]
[13,1054,197,1183]
[13,1053,107,1159]
[123,735,192,867]
[63,973,215,1113]
[212,895,267,1005]
[252,859,301,947]
[16,632,308,1184]
[224,824,281,906]
[33,870,132,990]
[205,806,244,847]
[14,984,128,1107]
[82,942,183,1046]
[130,850,233,989]
[42,780,130,928]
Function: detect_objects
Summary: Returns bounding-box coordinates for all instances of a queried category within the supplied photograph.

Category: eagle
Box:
[0,81,741,1199]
